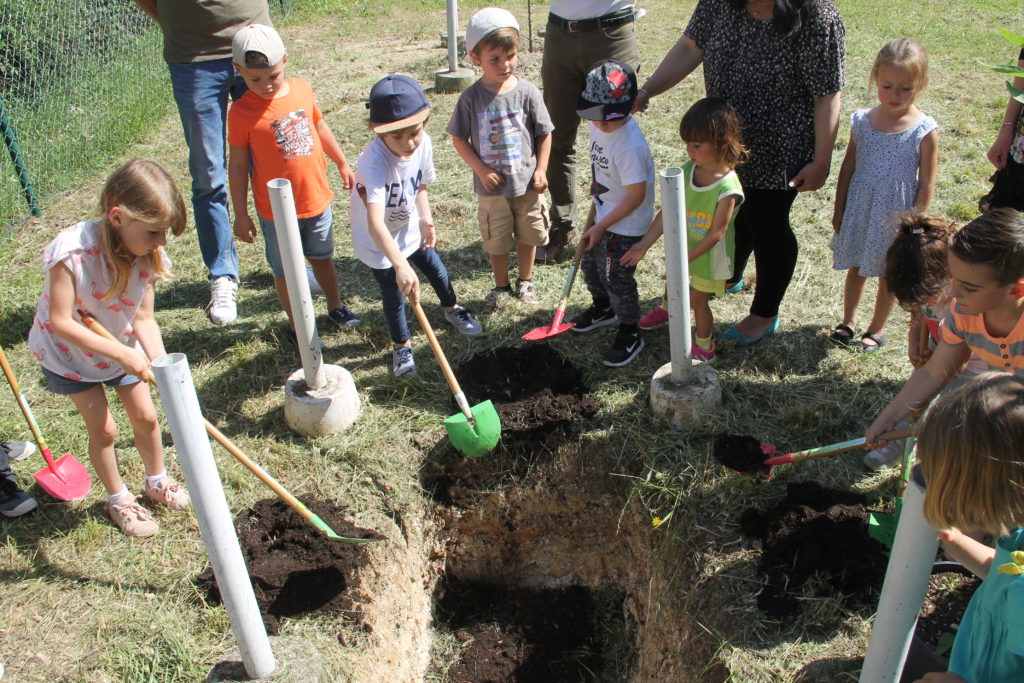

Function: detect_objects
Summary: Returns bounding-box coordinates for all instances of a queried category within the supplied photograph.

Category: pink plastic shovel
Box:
[522,240,586,341]
[0,346,90,500]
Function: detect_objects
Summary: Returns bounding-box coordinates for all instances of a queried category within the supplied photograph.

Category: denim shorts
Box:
[258,206,334,278]
[41,365,141,395]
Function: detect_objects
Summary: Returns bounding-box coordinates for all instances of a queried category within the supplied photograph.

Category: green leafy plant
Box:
[981,28,1024,105]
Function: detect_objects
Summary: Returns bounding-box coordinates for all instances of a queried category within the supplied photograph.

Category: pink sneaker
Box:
[638,305,668,330]
[144,476,191,511]
[691,341,716,363]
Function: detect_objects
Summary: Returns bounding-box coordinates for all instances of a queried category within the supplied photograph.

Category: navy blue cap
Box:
[367,74,430,133]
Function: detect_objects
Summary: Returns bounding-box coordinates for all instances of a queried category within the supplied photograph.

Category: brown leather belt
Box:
[547,9,635,32]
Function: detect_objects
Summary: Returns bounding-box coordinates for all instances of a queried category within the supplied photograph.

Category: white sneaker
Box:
[306,265,323,295]
[864,439,906,471]
[206,276,238,325]
[4,441,36,462]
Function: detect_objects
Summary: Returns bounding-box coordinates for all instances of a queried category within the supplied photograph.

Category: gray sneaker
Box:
[515,279,540,304]
[3,441,36,462]
[392,346,416,376]
[483,287,511,315]
[864,439,906,471]
[443,305,482,336]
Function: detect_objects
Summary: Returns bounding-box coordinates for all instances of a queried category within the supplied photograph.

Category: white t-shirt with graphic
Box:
[349,134,437,270]
[587,116,655,237]
[28,220,167,381]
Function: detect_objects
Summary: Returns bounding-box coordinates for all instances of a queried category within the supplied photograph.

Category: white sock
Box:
[145,471,167,489]
[108,486,132,506]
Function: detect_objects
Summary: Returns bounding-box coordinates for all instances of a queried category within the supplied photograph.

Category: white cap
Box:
[232,24,286,68]
[465,8,520,54]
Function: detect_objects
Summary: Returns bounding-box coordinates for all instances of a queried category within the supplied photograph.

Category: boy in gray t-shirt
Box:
[447,8,554,314]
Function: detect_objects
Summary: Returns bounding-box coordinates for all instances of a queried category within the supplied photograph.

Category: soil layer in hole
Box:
[740,482,889,617]
[713,433,772,481]
[423,344,600,505]
[194,497,382,634]
[917,567,981,654]
[432,578,621,682]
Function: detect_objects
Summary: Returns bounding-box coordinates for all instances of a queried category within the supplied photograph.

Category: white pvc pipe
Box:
[267,178,326,391]
[445,0,459,72]
[660,167,692,382]
[859,478,939,682]
[151,353,276,679]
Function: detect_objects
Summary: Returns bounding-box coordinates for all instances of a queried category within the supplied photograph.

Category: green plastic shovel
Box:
[868,428,916,552]
[412,301,501,457]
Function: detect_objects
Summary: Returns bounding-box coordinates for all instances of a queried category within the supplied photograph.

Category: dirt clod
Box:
[713,433,772,481]
[195,497,382,634]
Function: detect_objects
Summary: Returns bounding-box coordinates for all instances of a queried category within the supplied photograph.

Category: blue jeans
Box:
[168,58,247,281]
[257,207,334,278]
[371,248,457,344]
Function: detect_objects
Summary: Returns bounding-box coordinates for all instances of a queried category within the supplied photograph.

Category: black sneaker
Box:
[327,305,360,326]
[0,472,38,518]
[603,327,645,367]
[571,305,618,333]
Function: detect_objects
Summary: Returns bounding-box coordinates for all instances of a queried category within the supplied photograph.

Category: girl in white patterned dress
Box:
[830,38,939,352]
[28,160,191,537]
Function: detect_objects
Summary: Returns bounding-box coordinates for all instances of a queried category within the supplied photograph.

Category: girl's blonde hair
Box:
[678,97,748,168]
[919,372,1024,537]
[869,38,929,93]
[98,160,187,300]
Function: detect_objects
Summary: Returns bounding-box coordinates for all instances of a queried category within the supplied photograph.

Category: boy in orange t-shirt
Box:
[227,24,359,343]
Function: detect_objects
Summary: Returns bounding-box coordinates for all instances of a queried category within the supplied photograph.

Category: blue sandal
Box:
[723,317,780,347]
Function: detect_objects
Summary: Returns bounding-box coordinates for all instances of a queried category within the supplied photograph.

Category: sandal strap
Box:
[861,332,885,346]
[833,323,855,337]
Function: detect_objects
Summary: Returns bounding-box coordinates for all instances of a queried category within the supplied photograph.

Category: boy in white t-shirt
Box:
[571,60,655,367]
[350,75,482,376]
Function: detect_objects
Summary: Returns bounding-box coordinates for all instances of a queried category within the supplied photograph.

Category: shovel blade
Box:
[34,452,91,501]
[445,399,501,457]
[522,322,574,341]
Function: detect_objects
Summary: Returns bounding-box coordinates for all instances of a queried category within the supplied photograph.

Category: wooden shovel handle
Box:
[0,345,46,447]
[411,301,463,398]
[788,425,917,464]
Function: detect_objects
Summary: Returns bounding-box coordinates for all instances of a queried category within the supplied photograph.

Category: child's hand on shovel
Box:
[117,347,153,380]
[395,262,420,304]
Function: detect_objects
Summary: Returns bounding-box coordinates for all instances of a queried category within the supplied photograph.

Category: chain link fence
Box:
[0,0,170,233]
[0,0,300,235]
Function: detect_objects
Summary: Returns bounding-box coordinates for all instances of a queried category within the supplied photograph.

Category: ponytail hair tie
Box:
[911,228,924,235]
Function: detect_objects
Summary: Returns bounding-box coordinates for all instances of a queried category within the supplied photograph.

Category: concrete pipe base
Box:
[434,68,474,94]
[283,364,360,437]
[649,360,722,429]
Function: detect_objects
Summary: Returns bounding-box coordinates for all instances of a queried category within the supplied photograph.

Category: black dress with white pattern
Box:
[685,0,845,190]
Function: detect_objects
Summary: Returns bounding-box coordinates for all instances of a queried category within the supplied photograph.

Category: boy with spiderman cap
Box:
[571,59,655,367]
[351,74,482,376]
[227,24,360,348]
[446,7,554,315]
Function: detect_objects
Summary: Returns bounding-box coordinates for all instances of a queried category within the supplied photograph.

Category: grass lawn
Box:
[0,0,1019,680]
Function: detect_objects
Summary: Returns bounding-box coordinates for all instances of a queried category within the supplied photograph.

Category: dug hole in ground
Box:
[194,344,728,681]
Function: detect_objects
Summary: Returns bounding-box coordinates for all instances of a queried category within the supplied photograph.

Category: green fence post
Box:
[0,97,42,217]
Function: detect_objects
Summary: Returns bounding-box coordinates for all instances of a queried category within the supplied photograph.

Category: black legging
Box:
[728,187,799,319]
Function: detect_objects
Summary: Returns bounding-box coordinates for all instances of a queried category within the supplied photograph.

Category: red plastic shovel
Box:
[0,346,91,500]
[522,240,587,341]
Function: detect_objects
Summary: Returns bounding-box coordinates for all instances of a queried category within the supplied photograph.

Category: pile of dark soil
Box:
[454,343,599,445]
[917,565,980,653]
[432,578,612,682]
[422,344,599,505]
[195,497,382,634]
[740,482,889,616]
[712,433,772,481]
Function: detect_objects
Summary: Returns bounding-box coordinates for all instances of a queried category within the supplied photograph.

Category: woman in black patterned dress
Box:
[636,0,845,345]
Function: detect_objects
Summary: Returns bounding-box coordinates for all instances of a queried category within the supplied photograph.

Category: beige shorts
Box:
[477,190,550,255]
